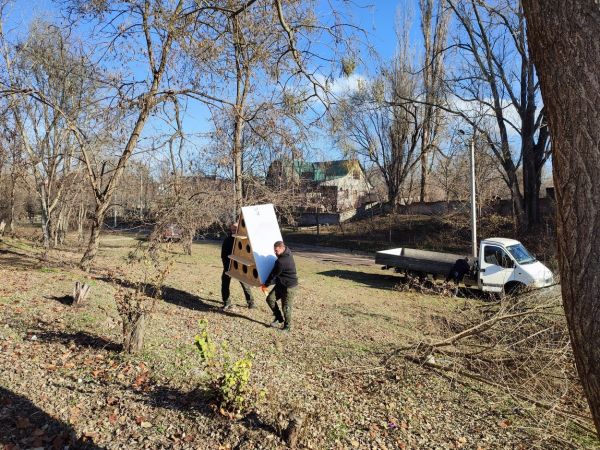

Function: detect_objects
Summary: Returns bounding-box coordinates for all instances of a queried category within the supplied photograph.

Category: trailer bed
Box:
[376,248,478,286]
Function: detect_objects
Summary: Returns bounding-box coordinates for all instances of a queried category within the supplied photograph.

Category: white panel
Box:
[240,204,283,283]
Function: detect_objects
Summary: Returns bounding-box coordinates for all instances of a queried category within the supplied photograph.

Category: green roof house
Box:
[266,159,374,212]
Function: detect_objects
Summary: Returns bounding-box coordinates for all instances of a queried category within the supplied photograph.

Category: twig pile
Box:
[390,285,596,443]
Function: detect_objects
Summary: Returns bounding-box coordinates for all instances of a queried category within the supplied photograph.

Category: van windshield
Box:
[506,244,536,264]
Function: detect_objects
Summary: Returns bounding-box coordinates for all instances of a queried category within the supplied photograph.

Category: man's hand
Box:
[261,284,268,293]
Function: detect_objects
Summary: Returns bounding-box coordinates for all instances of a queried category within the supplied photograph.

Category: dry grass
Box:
[0,228,595,449]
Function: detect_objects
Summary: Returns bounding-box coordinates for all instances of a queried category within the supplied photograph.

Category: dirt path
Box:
[199,238,380,268]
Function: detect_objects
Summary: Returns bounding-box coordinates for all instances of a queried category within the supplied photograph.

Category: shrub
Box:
[194,319,263,415]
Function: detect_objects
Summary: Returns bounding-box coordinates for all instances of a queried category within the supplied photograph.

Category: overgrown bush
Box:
[194,319,263,415]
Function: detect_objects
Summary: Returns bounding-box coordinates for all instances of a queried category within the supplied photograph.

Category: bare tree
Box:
[521,0,600,435]
[0,21,92,252]
[447,0,550,228]
[418,0,451,202]
[53,0,364,271]
[334,6,423,209]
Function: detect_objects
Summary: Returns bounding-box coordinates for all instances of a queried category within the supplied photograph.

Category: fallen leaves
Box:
[15,416,31,429]
[497,420,511,428]
[0,247,573,450]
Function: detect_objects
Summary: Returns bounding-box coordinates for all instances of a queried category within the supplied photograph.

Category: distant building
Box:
[266,159,375,212]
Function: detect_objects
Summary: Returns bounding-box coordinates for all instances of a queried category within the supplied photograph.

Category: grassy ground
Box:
[0,228,593,449]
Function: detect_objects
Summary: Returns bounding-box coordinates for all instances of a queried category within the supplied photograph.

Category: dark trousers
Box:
[266,285,298,328]
[221,271,254,306]
[446,270,461,284]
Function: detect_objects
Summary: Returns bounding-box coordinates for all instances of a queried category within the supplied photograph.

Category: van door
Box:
[479,245,514,292]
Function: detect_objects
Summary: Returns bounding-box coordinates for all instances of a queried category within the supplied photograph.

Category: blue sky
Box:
[363,1,418,61]
[6,0,417,164]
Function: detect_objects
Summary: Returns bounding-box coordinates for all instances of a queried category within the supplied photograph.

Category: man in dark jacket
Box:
[221,223,254,310]
[261,241,298,333]
[445,256,471,296]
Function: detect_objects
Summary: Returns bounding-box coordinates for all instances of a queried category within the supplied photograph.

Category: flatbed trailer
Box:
[376,238,554,293]
[375,247,478,287]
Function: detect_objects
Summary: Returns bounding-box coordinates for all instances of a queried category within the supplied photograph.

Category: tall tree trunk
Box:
[40,204,51,253]
[80,203,108,271]
[419,150,429,202]
[9,174,15,234]
[231,18,249,220]
[233,120,244,219]
[522,0,600,435]
[501,153,526,229]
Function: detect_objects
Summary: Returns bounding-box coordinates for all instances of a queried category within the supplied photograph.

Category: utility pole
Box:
[469,139,477,257]
[459,130,477,257]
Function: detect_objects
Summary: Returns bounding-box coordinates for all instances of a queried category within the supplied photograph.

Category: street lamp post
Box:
[459,130,477,257]
[468,139,477,257]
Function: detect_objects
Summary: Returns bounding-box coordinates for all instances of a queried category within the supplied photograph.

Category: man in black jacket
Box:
[261,241,298,333]
[221,223,254,310]
[445,256,471,296]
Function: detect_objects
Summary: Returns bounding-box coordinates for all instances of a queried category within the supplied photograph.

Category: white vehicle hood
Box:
[517,261,553,286]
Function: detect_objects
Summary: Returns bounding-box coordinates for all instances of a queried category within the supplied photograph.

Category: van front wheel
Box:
[504,282,525,297]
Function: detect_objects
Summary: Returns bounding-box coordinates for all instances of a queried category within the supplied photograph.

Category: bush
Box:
[194,319,263,415]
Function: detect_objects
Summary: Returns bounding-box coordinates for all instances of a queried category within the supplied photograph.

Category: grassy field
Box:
[0,229,594,449]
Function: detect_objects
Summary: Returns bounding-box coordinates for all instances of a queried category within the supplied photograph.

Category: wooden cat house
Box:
[225,204,283,287]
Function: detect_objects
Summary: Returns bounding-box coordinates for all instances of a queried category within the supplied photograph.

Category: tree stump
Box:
[72,282,91,306]
[122,310,147,354]
[283,412,306,448]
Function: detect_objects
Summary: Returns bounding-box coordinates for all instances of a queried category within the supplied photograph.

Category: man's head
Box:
[274,240,286,256]
[231,223,238,234]
[464,256,470,262]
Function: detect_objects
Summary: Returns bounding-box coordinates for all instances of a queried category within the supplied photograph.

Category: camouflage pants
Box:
[266,285,298,328]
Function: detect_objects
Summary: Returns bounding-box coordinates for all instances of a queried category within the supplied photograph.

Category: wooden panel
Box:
[232,238,254,259]
[227,211,262,286]
[229,254,255,267]
[225,270,262,287]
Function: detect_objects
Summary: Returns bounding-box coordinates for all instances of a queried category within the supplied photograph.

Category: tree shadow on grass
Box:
[0,386,103,449]
[103,278,268,327]
[0,245,38,269]
[159,286,273,327]
[46,294,74,306]
[317,269,401,291]
[132,384,279,438]
[35,330,122,352]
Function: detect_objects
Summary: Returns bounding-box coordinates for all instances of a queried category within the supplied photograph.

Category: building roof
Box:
[289,159,360,182]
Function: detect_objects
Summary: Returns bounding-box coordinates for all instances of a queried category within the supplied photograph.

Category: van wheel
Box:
[504,282,525,297]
